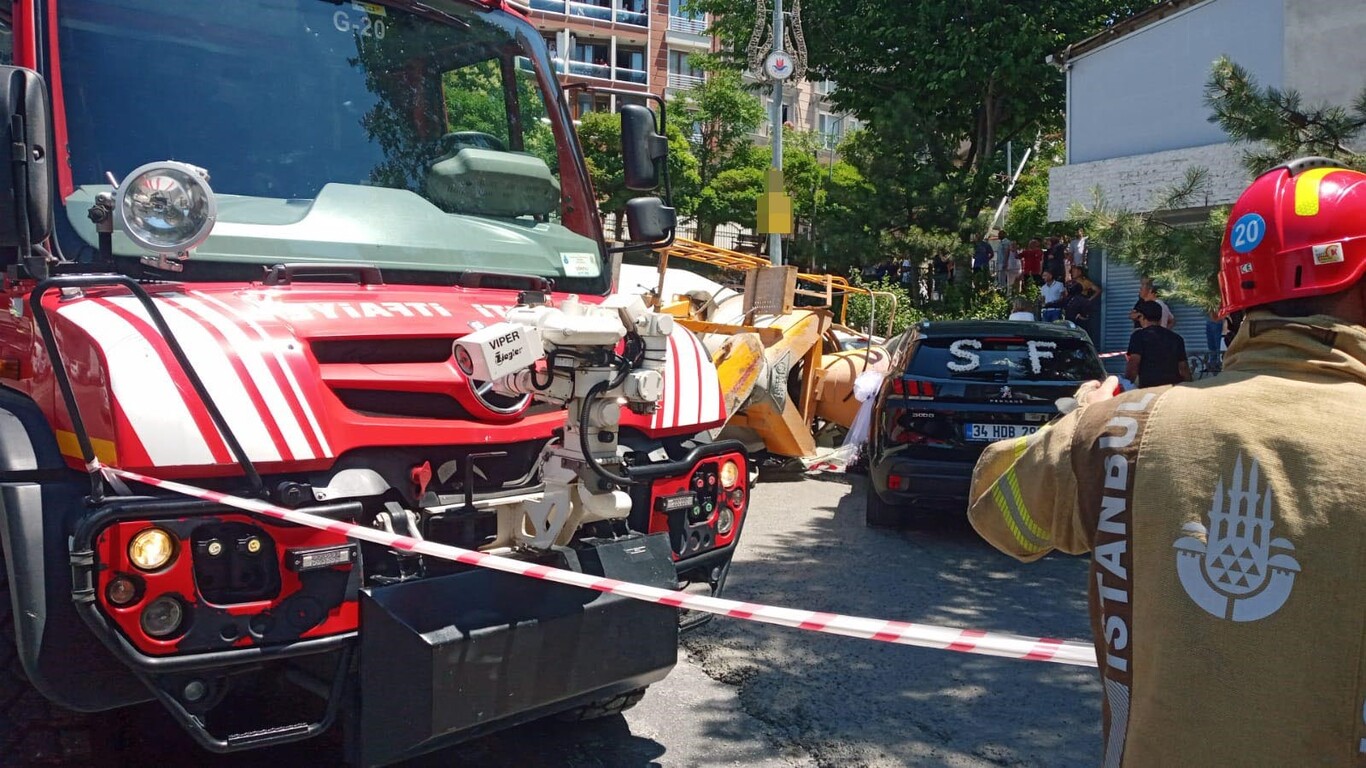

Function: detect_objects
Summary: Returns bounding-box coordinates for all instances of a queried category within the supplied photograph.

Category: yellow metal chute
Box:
[641,238,895,459]
[652,237,897,338]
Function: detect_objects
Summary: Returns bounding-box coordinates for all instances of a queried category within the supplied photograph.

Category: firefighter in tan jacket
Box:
[968,158,1366,767]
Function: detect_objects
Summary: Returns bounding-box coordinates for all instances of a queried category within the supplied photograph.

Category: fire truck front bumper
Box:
[354,532,679,767]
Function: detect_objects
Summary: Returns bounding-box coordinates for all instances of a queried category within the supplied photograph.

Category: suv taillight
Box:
[890,378,936,398]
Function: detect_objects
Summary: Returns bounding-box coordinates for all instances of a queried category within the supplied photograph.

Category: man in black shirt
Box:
[1126,301,1191,387]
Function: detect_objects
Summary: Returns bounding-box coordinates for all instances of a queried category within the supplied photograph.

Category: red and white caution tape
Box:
[102,466,1098,668]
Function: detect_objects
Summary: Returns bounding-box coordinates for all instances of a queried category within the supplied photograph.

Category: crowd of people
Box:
[856,228,1102,324]
[992,229,1087,290]
[859,253,957,300]
[986,228,1104,341]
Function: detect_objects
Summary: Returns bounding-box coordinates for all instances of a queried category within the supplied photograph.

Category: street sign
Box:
[764,51,794,81]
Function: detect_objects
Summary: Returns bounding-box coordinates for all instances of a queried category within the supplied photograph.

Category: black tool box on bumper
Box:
[355,533,679,767]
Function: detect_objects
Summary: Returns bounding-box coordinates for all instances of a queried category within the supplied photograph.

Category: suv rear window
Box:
[908,336,1104,383]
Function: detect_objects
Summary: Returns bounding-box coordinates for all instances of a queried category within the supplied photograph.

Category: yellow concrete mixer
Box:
[626,239,896,459]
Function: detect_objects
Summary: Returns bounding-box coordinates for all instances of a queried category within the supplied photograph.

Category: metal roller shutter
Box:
[1094,250,1213,375]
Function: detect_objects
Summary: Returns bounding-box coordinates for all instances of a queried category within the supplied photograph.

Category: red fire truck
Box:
[0,1,748,764]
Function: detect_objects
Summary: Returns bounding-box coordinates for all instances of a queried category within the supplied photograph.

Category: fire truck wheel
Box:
[864,481,904,528]
[0,553,106,767]
[555,687,647,722]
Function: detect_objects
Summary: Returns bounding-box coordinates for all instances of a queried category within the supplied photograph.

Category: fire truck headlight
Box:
[128,527,176,571]
[719,460,740,489]
[115,161,217,254]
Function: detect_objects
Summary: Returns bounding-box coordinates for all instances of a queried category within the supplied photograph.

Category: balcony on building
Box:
[667,13,706,34]
[667,71,704,90]
[665,0,708,47]
[666,50,704,92]
[559,39,647,85]
[615,45,647,84]
[519,36,567,75]
[528,0,648,28]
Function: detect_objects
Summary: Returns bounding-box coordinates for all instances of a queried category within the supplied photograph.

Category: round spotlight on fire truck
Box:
[716,507,735,536]
[719,460,740,489]
[140,596,186,639]
[115,161,217,253]
[128,527,176,572]
[106,575,140,606]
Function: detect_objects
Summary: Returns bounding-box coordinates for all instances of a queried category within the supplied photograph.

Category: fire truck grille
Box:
[310,338,457,365]
[332,389,475,420]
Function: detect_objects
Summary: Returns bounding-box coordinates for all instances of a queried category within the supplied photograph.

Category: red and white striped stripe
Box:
[58,292,334,466]
[103,466,1097,668]
[168,296,320,460]
[189,291,332,457]
[58,301,221,466]
[652,326,726,431]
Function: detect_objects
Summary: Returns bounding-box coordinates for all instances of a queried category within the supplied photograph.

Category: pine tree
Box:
[1205,56,1366,174]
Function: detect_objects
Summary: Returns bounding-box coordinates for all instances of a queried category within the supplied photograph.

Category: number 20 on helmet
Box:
[1219,157,1366,316]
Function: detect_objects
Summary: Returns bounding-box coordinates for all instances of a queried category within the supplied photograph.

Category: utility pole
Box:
[767,0,785,266]
[748,0,806,266]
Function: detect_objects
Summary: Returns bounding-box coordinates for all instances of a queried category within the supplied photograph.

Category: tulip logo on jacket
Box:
[1173,454,1300,621]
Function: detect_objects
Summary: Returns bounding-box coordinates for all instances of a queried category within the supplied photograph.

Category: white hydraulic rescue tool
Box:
[454,293,674,549]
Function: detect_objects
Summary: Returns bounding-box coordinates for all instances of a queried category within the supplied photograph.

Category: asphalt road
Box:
[109,473,1101,767]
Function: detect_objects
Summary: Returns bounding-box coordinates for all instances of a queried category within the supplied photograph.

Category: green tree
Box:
[669,67,766,241]
[575,109,701,234]
[810,150,880,272]
[1206,55,1366,175]
[692,0,1161,239]
[1073,56,1366,311]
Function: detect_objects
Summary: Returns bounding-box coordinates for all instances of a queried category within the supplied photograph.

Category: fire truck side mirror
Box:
[625,197,676,244]
[0,66,52,256]
[620,104,667,192]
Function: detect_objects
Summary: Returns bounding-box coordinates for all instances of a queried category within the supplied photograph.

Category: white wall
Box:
[1067,0,1283,165]
[1048,141,1249,220]
[1283,0,1366,108]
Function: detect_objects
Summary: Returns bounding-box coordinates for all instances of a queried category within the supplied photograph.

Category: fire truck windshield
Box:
[54,0,607,291]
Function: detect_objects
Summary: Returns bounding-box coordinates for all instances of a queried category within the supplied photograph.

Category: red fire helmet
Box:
[1219,157,1366,316]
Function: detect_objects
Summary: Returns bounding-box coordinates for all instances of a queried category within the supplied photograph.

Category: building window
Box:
[616,46,647,84]
[668,51,704,89]
[569,40,612,80]
[667,0,706,33]
[668,0,703,20]
[818,112,844,148]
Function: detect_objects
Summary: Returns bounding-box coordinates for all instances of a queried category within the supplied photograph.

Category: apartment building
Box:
[756,77,856,153]
[515,0,852,147]
[511,0,712,115]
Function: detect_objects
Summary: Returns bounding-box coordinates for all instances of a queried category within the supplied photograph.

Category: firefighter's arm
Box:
[966,417,1082,561]
[966,377,1118,561]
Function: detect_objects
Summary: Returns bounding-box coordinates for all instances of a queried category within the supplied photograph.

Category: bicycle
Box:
[1186,351,1223,381]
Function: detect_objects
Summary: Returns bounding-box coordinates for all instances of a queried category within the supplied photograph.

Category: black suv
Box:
[865,320,1105,527]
